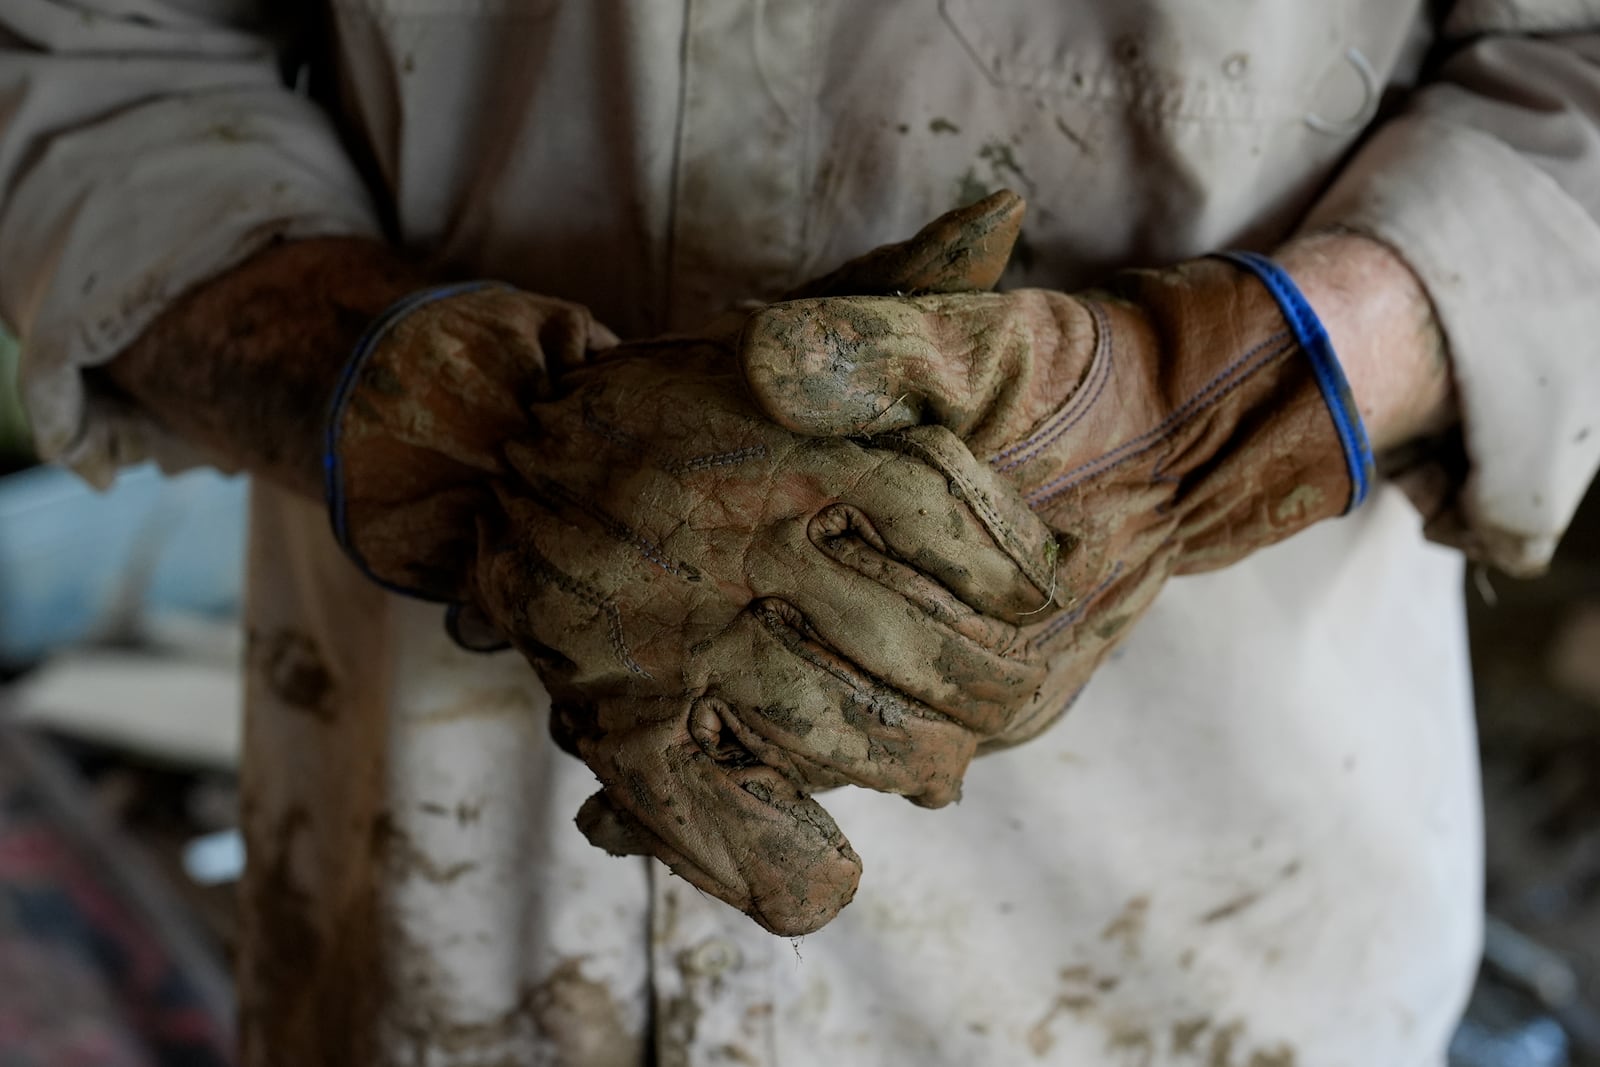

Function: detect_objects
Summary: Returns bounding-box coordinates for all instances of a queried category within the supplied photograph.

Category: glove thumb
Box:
[740,288,1014,441]
[741,193,1044,444]
[784,189,1025,299]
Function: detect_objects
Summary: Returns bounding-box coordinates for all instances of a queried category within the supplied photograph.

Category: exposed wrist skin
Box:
[1275,232,1458,456]
[101,237,434,498]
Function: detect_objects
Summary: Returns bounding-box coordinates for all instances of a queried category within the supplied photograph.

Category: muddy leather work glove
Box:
[742,200,1375,746]
[324,196,1060,935]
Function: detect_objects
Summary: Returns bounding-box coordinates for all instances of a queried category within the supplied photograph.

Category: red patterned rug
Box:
[0,734,232,1066]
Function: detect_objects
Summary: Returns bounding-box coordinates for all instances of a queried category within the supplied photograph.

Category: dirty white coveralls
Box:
[5,2,1600,1064]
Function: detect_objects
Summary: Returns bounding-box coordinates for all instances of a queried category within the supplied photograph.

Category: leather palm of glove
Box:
[742,215,1376,746]
[324,195,1060,936]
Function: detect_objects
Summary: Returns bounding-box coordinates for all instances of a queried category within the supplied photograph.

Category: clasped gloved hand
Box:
[323,195,1063,936]
[742,203,1375,746]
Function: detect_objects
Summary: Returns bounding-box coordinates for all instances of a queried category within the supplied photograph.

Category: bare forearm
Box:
[102,237,431,497]
[1276,232,1457,455]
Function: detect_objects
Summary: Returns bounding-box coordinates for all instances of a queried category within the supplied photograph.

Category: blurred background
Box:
[0,324,1594,1067]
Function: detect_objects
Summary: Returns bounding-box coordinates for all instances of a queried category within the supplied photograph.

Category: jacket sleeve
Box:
[1304,3,1600,575]
[0,1,382,486]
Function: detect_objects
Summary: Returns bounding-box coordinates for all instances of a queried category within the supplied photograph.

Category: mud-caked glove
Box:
[741,214,1375,746]
[323,195,1059,935]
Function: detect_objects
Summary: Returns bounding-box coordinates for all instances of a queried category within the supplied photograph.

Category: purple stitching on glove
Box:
[1025,333,1295,509]
[1037,562,1125,643]
[581,405,771,475]
[672,445,771,474]
[513,540,653,679]
[525,475,703,582]
[878,431,1058,598]
[990,302,1115,473]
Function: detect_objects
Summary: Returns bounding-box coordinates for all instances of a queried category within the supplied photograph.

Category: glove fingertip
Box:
[905,777,964,809]
[731,768,863,936]
[575,791,655,857]
[745,841,862,937]
[922,188,1027,293]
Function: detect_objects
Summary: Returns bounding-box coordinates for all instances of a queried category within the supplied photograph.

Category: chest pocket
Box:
[939,0,1375,127]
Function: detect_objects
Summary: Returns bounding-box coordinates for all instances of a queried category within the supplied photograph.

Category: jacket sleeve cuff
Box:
[1303,113,1600,575]
[0,87,382,487]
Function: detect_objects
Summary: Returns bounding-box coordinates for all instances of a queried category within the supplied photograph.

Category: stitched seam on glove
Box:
[879,431,1058,597]
[507,541,652,679]
[1026,332,1296,508]
[1037,562,1126,643]
[990,301,1115,473]
[582,403,773,475]
[673,446,772,473]
[525,474,703,582]
[754,603,928,729]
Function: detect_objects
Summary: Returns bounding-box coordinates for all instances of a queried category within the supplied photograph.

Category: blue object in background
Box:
[0,463,247,666]
[1450,1016,1570,1067]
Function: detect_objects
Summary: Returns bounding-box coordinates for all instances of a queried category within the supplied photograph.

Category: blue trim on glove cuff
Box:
[322,279,509,600]
[1215,251,1375,513]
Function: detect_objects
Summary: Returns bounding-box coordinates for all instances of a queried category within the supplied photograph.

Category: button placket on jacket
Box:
[652,6,817,1057]
[665,0,818,329]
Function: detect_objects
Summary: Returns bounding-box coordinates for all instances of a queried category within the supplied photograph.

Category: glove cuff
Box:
[324,282,601,602]
[1213,251,1375,513]
[1065,256,1370,571]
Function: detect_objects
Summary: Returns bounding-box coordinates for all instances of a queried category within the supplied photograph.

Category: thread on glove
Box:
[878,431,1058,600]
[581,403,771,475]
[1214,251,1375,512]
[751,599,919,728]
[991,302,1115,474]
[1037,562,1125,643]
[524,474,703,581]
[322,279,511,598]
[1025,332,1295,508]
